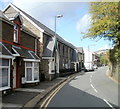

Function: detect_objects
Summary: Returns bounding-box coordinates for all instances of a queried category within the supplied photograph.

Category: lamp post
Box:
[54,15,63,77]
[54,15,63,38]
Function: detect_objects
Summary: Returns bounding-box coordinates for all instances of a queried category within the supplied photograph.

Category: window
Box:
[34,62,39,81]
[63,46,64,56]
[14,24,19,43]
[26,62,32,81]
[25,62,39,82]
[58,43,60,54]
[0,59,10,90]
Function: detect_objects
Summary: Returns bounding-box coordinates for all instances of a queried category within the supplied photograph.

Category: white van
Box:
[84,62,94,71]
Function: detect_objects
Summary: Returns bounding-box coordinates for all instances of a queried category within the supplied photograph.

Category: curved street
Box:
[45,67,119,108]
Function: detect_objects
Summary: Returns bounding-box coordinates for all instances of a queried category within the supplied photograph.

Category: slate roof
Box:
[12,45,40,60]
[42,37,54,57]
[0,42,12,56]
[12,45,26,57]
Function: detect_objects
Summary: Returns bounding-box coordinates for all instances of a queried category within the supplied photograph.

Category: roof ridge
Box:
[9,4,76,49]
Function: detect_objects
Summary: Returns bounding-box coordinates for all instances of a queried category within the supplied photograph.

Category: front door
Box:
[13,62,16,89]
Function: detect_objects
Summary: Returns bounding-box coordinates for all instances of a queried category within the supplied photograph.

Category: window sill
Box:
[0,86,11,91]
[13,42,20,45]
[25,80,39,83]
[49,71,55,74]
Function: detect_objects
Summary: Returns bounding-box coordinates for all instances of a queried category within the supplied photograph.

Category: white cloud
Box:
[98,44,111,51]
[76,13,91,34]
[12,1,85,30]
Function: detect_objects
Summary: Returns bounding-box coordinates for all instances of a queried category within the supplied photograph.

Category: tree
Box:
[100,52,109,65]
[85,2,120,46]
[85,2,120,81]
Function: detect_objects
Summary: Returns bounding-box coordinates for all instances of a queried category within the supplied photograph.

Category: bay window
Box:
[25,62,39,82]
[0,59,10,90]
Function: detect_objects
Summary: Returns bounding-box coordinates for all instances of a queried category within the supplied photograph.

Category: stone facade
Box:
[58,41,75,74]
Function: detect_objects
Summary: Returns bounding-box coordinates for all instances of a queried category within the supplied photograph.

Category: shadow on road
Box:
[48,82,119,109]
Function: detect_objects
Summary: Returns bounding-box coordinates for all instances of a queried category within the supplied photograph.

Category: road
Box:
[41,67,120,108]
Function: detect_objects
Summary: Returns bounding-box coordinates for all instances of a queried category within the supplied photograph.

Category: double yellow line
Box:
[40,81,68,109]
[40,74,77,109]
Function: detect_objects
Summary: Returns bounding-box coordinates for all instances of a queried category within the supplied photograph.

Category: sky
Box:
[0,0,113,52]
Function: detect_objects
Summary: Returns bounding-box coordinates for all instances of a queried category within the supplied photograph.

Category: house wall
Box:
[77,51,84,71]
[40,59,54,81]
[2,20,13,53]
[0,19,2,40]
[2,21,13,42]
[58,41,75,74]
[20,30,35,50]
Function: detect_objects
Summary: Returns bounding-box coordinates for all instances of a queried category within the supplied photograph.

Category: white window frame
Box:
[25,61,39,83]
[0,58,11,91]
[28,51,40,60]
[25,62,33,82]
[49,59,55,74]
[13,24,19,43]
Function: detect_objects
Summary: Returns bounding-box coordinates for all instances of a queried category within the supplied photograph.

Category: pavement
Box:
[2,73,79,109]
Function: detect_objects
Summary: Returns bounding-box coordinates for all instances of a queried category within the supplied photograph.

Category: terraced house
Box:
[2,4,82,81]
[1,3,85,88]
[0,10,40,91]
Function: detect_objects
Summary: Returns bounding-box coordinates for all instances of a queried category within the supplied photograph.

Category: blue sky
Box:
[0,0,113,52]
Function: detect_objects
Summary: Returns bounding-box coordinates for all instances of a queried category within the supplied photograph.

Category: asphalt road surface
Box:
[47,66,120,108]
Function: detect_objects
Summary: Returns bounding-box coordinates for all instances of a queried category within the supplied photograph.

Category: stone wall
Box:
[108,62,120,83]
[40,59,55,81]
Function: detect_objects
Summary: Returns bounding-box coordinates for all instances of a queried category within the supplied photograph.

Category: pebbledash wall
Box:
[0,11,41,92]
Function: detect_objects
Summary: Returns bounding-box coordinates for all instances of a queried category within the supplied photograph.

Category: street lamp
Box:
[55,15,63,38]
[54,15,63,77]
